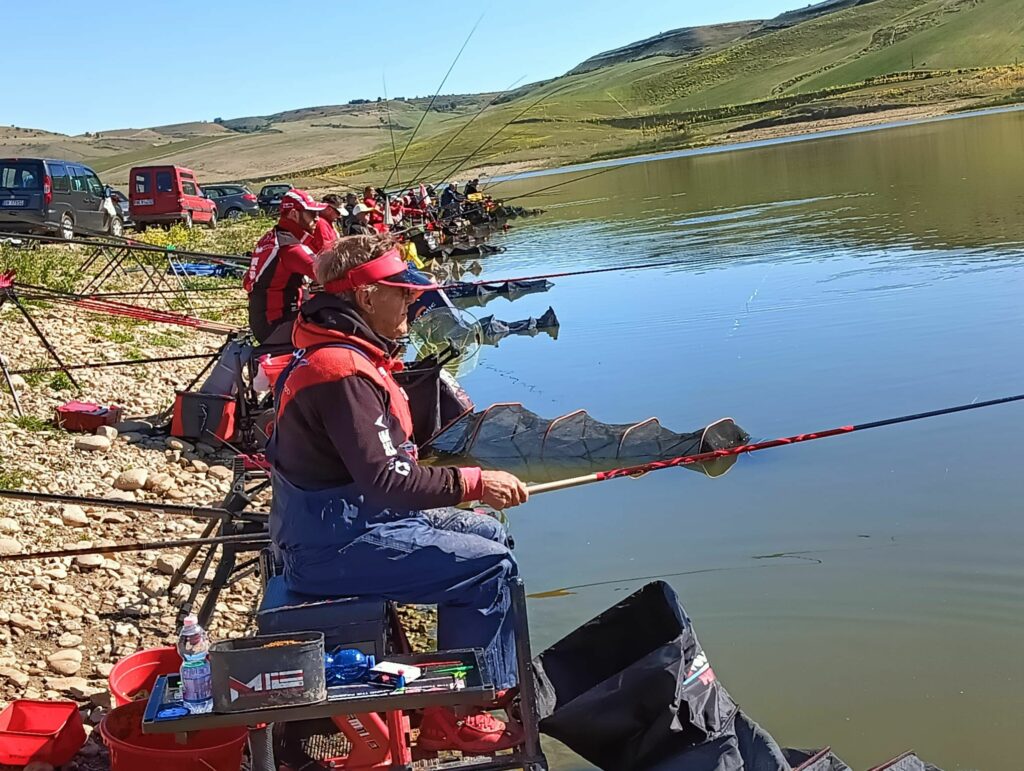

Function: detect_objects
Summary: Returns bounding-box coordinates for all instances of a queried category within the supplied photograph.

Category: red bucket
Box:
[100,700,247,771]
[108,647,182,707]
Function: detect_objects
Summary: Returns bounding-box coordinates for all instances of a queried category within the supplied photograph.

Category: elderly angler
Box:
[267,234,529,753]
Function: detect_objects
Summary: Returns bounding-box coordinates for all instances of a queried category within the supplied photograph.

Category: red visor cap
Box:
[323,249,439,294]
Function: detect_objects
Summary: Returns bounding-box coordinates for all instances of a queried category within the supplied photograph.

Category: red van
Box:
[129,165,218,229]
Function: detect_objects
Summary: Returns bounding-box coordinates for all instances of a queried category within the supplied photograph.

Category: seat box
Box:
[257,575,389,657]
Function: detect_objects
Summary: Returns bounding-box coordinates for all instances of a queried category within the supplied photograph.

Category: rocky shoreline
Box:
[0,283,435,769]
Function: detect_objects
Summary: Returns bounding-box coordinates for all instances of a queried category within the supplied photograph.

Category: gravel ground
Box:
[0,283,436,770]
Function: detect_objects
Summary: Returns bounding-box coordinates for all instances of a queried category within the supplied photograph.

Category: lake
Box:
[452,108,1024,769]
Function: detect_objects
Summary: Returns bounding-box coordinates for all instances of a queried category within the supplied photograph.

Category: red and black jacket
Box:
[244,222,316,343]
[271,293,483,510]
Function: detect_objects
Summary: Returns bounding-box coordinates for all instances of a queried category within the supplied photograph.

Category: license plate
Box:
[135,198,154,206]
[2,199,26,207]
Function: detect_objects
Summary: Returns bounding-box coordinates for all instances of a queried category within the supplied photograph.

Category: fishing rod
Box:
[485,163,621,201]
[439,258,690,288]
[11,351,219,376]
[382,13,484,190]
[0,488,269,524]
[0,223,250,267]
[382,74,401,187]
[432,85,573,191]
[402,75,527,189]
[17,282,239,335]
[0,531,271,563]
[525,392,1024,495]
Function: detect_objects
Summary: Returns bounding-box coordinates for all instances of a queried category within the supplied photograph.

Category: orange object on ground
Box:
[108,647,182,707]
[100,700,247,771]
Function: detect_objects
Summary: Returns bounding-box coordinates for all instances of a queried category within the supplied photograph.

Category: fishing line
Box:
[383,13,485,189]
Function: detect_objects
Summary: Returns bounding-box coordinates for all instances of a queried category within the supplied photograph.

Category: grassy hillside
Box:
[323,0,1024,187]
[3,0,1023,189]
[1,97,491,188]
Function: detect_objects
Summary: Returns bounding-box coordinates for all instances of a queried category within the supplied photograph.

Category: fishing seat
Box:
[256,552,393,658]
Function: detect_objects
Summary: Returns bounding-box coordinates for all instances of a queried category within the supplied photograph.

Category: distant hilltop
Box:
[569,0,879,74]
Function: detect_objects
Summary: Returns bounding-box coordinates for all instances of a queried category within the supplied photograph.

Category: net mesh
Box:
[425,403,749,483]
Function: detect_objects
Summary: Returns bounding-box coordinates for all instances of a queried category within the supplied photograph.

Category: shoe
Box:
[417,706,523,754]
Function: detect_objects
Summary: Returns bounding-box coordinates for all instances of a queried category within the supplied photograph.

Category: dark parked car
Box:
[1,158,123,238]
[257,183,293,216]
[109,188,133,230]
[202,184,260,219]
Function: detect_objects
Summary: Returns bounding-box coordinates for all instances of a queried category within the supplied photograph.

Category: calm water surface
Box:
[447,109,1024,770]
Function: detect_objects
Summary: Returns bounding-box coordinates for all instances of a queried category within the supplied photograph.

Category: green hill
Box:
[328,0,1024,187]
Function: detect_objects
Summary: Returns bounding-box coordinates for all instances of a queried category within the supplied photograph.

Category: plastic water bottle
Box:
[177,615,213,714]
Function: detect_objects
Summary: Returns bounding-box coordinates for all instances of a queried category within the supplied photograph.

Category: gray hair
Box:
[315,235,398,301]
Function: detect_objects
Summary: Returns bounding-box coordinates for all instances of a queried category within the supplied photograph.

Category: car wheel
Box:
[226,208,242,220]
[60,214,74,240]
[109,216,123,238]
[183,211,193,229]
[206,210,218,230]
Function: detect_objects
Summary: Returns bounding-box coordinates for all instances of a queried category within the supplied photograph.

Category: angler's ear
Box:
[353,286,375,314]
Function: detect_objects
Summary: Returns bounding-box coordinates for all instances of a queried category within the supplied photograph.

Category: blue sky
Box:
[8,1,799,135]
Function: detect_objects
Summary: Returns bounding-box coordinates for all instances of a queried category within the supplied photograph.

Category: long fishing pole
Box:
[439,258,689,288]
[525,392,1024,495]
[383,74,401,187]
[433,84,572,189]
[486,164,621,202]
[12,351,219,375]
[383,13,484,190]
[0,531,271,563]
[402,76,527,189]
[0,489,269,523]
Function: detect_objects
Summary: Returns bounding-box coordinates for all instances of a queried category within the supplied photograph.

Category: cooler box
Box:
[257,576,389,657]
[55,401,123,432]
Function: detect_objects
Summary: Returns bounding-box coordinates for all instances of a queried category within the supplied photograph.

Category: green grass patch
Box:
[13,414,57,433]
[48,371,74,391]
[0,242,80,293]
[0,462,27,489]
[148,331,183,348]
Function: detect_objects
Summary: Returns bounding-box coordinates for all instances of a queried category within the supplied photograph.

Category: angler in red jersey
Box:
[305,194,345,255]
[244,189,326,345]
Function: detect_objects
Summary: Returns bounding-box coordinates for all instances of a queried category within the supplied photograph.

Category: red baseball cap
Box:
[279,189,327,216]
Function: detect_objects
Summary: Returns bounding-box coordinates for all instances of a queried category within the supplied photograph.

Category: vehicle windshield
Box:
[0,161,43,190]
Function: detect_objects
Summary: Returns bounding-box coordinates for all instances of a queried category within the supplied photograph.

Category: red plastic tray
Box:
[0,700,86,766]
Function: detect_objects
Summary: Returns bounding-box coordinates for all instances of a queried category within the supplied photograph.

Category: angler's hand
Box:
[479,470,529,509]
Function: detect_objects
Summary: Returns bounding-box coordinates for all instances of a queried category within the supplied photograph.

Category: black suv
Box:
[256,183,293,216]
[0,158,123,238]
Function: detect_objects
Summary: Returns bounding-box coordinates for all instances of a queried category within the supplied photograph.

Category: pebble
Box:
[114,468,148,491]
[0,666,30,687]
[58,632,84,648]
[156,554,184,576]
[51,601,85,618]
[9,613,42,632]
[0,517,19,533]
[207,465,234,482]
[47,649,83,675]
[0,537,23,555]
[61,504,90,527]
[166,437,193,451]
[94,425,118,442]
[75,550,105,569]
[74,435,111,452]
[114,419,153,433]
